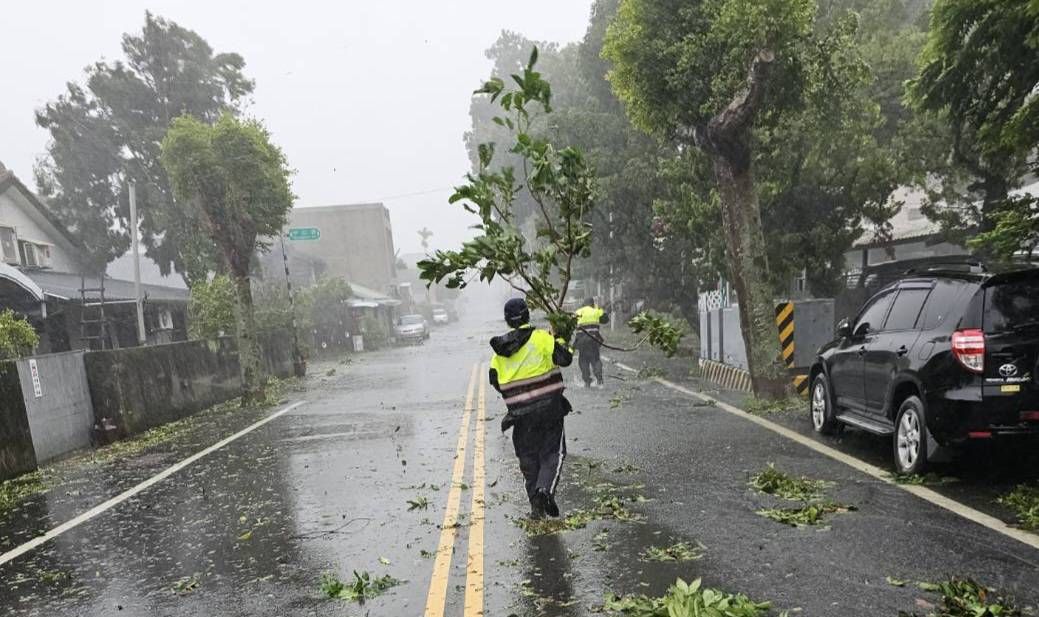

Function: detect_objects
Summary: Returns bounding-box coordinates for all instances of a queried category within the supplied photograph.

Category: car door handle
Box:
[895,345,908,357]
[857,345,866,356]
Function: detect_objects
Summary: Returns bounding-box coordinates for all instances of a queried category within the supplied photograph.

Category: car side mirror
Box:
[853,322,871,338]
[836,318,851,339]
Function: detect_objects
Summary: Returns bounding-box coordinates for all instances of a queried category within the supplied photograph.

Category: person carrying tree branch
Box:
[574,297,609,388]
[490,298,574,520]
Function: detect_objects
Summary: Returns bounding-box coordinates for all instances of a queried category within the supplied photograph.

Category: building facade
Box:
[285,203,397,294]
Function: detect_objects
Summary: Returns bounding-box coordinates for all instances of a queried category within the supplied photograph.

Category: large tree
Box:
[35,12,253,281]
[909,0,1039,254]
[162,114,294,403]
[604,0,861,396]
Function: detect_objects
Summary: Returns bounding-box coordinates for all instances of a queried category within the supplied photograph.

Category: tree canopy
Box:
[910,0,1039,254]
[35,12,253,280]
[162,113,293,402]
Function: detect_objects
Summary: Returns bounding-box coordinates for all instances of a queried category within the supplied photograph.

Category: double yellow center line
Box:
[424,363,488,617]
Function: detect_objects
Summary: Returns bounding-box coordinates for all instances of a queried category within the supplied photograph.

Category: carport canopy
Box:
[0,262,46,312]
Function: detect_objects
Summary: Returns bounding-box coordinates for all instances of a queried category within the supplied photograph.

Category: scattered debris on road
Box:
[750,464,830,502]
[170,573,201,595]
[998,484,1039,531]
[889,473,960,486]
[758,501,857,527]
[903,577,1023,617]
[639,541,705,562]
[750,464,853,527]
[319,570,401,604]
[407,496,430,511]
[603,578,778,616]
[742,396,804,417]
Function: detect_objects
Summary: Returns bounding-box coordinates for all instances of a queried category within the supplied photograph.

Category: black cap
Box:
[584,297,595,307]
[504,298,530,327]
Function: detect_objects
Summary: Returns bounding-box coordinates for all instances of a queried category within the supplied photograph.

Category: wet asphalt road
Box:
[2,305,1039,616]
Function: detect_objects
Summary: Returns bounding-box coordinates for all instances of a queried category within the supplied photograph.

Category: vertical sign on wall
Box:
[29,358,43,398]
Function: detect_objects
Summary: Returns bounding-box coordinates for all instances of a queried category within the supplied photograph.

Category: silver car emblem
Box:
[999,363,1018,378]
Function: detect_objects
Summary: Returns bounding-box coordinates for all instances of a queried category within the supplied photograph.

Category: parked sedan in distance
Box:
[395,314,430,344]
[432,307,450,325]
[809,265,1039,474]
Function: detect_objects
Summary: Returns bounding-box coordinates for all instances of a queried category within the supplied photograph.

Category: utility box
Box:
[699,298,835,372]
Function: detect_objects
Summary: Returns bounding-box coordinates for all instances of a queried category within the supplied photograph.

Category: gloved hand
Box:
[501,413,516,433]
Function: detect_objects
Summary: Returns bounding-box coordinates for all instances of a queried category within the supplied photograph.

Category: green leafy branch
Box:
[418,47,681,351]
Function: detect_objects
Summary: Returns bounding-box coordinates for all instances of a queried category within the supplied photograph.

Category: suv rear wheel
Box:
[810,374,840,435]
[894,396,928,474]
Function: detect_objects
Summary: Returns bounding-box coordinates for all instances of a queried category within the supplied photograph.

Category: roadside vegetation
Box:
[0,309,39,360]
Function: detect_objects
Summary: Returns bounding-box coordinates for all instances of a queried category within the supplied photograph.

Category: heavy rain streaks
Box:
[3,1,1039,617]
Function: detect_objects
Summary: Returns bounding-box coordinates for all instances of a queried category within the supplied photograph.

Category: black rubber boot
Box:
[545,492,560,518]
[530,489,549,520]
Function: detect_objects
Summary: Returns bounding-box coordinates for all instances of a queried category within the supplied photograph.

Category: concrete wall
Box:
[0,361,36,481]
[85,338,243,436]
[17,351,93,463]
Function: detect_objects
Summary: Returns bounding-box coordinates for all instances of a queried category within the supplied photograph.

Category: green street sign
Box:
[287,227,320,241]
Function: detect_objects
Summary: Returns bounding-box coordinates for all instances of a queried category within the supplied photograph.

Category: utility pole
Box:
[609,211,616,332]
[129,182,146,345]
[279,234,307,378]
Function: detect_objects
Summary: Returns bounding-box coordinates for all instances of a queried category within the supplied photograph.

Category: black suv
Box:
[809,267,1039,473]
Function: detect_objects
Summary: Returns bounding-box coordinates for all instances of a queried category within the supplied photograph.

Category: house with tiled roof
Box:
[0,161,189,352]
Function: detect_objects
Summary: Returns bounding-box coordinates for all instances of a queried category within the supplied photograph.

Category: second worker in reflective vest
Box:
[490,298,574,520]
[574,298,609,388]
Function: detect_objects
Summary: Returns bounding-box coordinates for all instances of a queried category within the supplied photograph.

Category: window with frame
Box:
[883,288,930,331]
[0,226,18,264]
[855,291,893,334]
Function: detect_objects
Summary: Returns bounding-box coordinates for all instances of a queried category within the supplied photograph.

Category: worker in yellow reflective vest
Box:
[490,298,574,520]
[574,298,609,388]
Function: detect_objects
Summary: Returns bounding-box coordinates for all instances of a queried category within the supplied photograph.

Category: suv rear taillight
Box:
[952,328,985,373]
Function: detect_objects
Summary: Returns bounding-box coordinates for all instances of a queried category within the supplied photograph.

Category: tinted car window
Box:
[917,281,964,329]
[985,279,1039,332]
[884,289,929,331]
[855,291,893,334]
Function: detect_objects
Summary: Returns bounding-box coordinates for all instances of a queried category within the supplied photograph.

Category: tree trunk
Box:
[688,49,788,398]
[232,272,265,406]
[711,152,789,398]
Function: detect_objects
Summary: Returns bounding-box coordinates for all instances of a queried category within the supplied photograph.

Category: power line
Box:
[356,186,456,203]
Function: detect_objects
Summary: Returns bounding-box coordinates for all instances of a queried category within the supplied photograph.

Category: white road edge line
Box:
[0,400,306,567]
[611,360,1039,552]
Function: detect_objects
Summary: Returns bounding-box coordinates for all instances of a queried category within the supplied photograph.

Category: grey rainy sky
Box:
[0,0,594,256]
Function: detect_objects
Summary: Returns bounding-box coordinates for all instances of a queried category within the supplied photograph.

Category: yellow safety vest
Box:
[491,327,565,410]
[576,305,605,331]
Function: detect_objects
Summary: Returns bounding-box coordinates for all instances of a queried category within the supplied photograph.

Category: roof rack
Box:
[904,258,987,276]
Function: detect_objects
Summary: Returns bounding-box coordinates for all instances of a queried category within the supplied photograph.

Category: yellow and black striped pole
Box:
[775,302,809,396]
